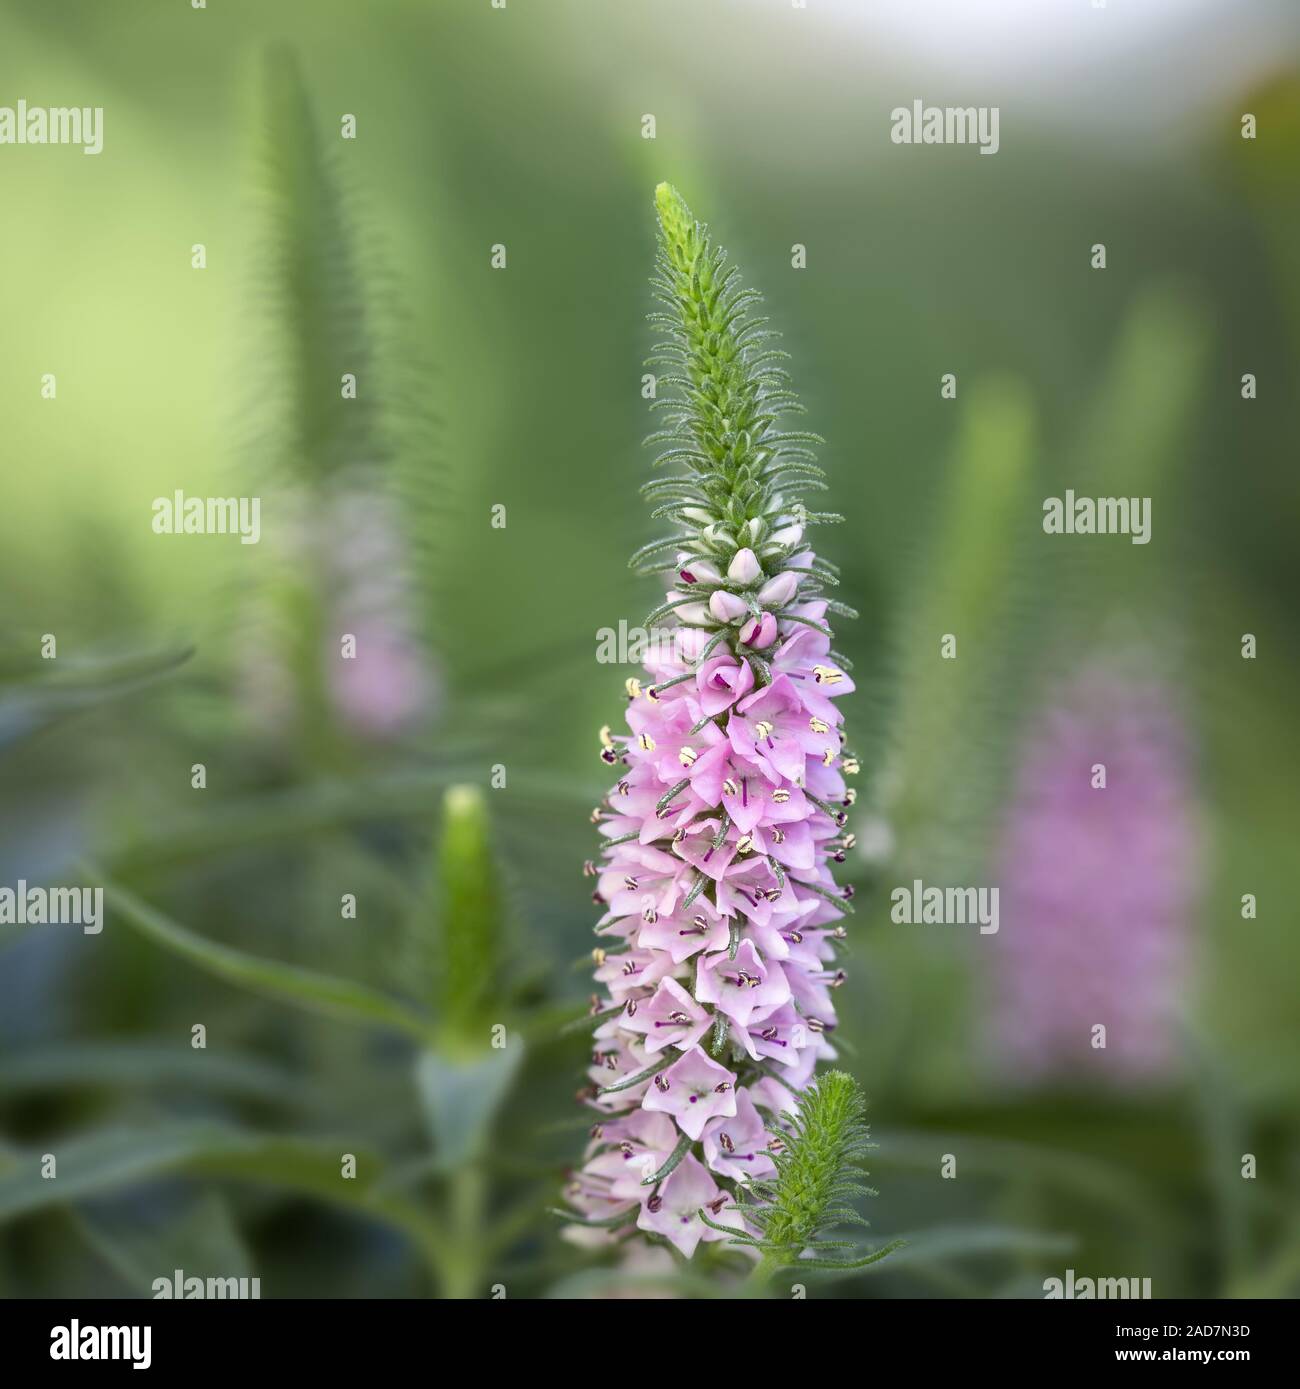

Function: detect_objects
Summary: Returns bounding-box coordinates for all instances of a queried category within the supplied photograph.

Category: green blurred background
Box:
[1,0,1298,1298]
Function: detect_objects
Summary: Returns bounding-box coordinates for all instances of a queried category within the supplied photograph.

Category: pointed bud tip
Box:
[654,182,692,238]
[444,783,484,815]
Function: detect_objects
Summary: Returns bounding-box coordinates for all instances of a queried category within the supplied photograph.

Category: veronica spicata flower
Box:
[991,659,1199,1084]
[238,482,436,742]
[564,185,863,1259]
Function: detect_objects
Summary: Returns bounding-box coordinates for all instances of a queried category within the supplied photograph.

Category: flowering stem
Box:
[562,185,882,1268]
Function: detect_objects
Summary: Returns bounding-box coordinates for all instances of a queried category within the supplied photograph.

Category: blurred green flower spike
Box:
[415,784,522,1181]
[433,784,504,1054]
[884,375,1034,876]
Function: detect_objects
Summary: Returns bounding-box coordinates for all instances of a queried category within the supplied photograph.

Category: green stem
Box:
[442,1164,486,1299]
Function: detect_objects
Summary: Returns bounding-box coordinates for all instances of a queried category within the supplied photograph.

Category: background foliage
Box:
[1,0,1298,1298]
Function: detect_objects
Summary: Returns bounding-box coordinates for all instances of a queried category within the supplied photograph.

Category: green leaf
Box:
[870,1126,1154,1220]
[414,1044,525,1170]
[102,767,598,874]
[75,1192,253,1296]
[852,1224,1074,1270]
[0,645,193,751]
[0,1042,316,1108]
[0,1123,445,1268]
[0,644,193,695]
[95,873,433,1042]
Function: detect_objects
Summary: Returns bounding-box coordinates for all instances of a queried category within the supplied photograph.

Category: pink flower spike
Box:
[757,572,798,607]
[636,1154,745,1257]
[739,612,778,649]
[702,1088,777,1183]
[708,590,749,623]
[727,547,762,586]
[679,559,721,586]
[696,653,755,716]
[622,977,712,1055]
[641,1046,738,1140]
[695,940,791,1026]
[567,185,865,1260]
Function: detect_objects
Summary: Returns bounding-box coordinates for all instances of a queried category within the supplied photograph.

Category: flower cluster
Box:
[991,659,1198,1084]
[565,185,858,1257]
[238,481,436,742]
